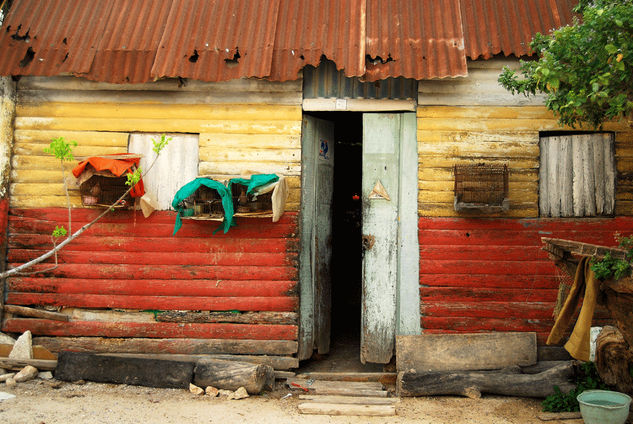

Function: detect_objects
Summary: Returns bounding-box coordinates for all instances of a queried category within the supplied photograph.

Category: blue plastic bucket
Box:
[577,390,631,424]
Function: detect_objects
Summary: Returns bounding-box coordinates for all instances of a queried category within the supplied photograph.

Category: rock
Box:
[0,373,15,382]
[14,365,38,382]
[38,371,53,380]
[230,387,249,400]
[0,369,6,375]
[0,392,16,401]
[0,332,15,345]
[205,386,219,397]
[218,389,233,397]
[5,378,16,388]
[8,331,32,359]
[189,383,204,395]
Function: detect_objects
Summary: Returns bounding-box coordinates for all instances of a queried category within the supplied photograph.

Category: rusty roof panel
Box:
[0,0,578,83]
[461,0,577,60]
[0,0,114,77]
[150,0,280,82]
[365,0,467,81]
[86,0,174,84]
[269,0,365,82]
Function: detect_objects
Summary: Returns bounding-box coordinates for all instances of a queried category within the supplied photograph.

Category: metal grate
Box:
[454,163,508,208]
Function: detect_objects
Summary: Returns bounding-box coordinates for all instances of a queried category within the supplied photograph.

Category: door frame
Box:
[298,108,420,362]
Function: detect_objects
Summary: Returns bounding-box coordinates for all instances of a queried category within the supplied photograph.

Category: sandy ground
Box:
[0,378,586,424]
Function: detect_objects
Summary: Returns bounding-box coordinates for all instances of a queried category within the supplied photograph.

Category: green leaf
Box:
[51,225,67,238]
[605,44,618,54]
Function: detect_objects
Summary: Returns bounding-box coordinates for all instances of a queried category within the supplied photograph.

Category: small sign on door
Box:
[319,139,330,160]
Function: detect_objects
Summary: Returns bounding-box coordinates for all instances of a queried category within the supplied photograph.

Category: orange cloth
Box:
[72,155,144,198]
[546,257,600,361]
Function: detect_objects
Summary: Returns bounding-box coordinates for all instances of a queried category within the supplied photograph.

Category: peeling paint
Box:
[0,76,16,199]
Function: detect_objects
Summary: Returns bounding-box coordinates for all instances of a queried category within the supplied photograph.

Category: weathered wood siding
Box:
[417,58,633,343]
[417,59,633,218]
[3,76,302,360]
[11,76,302,210]
[418,217,633,343]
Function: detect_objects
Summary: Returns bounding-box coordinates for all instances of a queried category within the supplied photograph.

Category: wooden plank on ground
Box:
[298,403,396,416]
[299,395,398,405]
[33,337,298,355]
[0,343,57,359]
[295,372,396,384]
[3,305,69,321]
[55,351,193,389]
[396,333,537,372]
[287,379,387,397]
[0,358,57,370]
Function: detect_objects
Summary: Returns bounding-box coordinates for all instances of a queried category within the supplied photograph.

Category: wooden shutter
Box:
[128,133,199,210]
[539,133,615,217]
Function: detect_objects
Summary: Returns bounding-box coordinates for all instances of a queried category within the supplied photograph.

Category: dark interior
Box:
[329,112,363,340]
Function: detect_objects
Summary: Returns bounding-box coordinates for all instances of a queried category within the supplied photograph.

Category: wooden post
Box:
[0,76,16,325]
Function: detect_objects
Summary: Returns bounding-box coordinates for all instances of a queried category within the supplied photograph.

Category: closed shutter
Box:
[539,133,615,217]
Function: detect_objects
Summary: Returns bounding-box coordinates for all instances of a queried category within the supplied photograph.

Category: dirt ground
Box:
[0,378,585,424]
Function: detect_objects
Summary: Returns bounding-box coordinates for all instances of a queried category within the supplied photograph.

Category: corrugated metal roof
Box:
[151,0,279,81]
[0,0,577,83]
[86,0,174,84]
[269,0,365,81]
[365,0,467,81]
[461,0,577,60]
[0,0,113,77]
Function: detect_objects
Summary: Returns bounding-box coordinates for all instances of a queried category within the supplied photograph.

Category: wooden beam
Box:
[101,353,298,370]
[55,351,193,389]
[298,403,396,416]
[397,362,575,398]
[155,311,298,325]
[295,372,396,384]
[33,336,298,355]
[0,358,56,371]
[299,395,398,405]
[4,305,69,321]
[396,333,537,372]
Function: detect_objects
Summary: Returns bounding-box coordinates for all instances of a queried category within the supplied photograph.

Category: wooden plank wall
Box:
[2,76,302,361]
[10,76,302,210]
[417,58,633,343]
[417,59,633,218]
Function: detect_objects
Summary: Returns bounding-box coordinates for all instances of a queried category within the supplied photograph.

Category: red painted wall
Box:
[2,208,298,342]
[419,217,633,343]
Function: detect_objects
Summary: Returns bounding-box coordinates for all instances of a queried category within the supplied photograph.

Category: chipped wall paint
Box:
[0,76,16,199]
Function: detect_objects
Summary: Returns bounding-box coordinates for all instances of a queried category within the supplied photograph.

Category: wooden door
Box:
[361,113,400,364]
[298,115,335,359]
[361,112,418,363]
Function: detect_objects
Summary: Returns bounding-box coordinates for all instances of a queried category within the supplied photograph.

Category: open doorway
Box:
[300,112,382,371]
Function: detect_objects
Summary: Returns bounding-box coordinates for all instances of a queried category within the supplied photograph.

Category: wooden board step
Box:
[286,378,387,397]
[291,379,396,416]
[299,394,398,405]
[294,371,397,384]
[298,403,396,416]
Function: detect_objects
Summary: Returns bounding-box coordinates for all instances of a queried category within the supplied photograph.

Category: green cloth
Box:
[171,178,234,235]
[228,174,279,197]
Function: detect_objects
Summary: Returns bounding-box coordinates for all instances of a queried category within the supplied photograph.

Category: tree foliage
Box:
[499,0,633,128]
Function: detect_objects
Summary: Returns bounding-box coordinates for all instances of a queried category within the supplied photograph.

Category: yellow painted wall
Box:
[417,105,633,217]
[11,77,303,209]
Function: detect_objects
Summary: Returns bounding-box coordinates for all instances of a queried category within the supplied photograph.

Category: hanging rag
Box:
[171,178,234,235]
[546,256,600,361]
